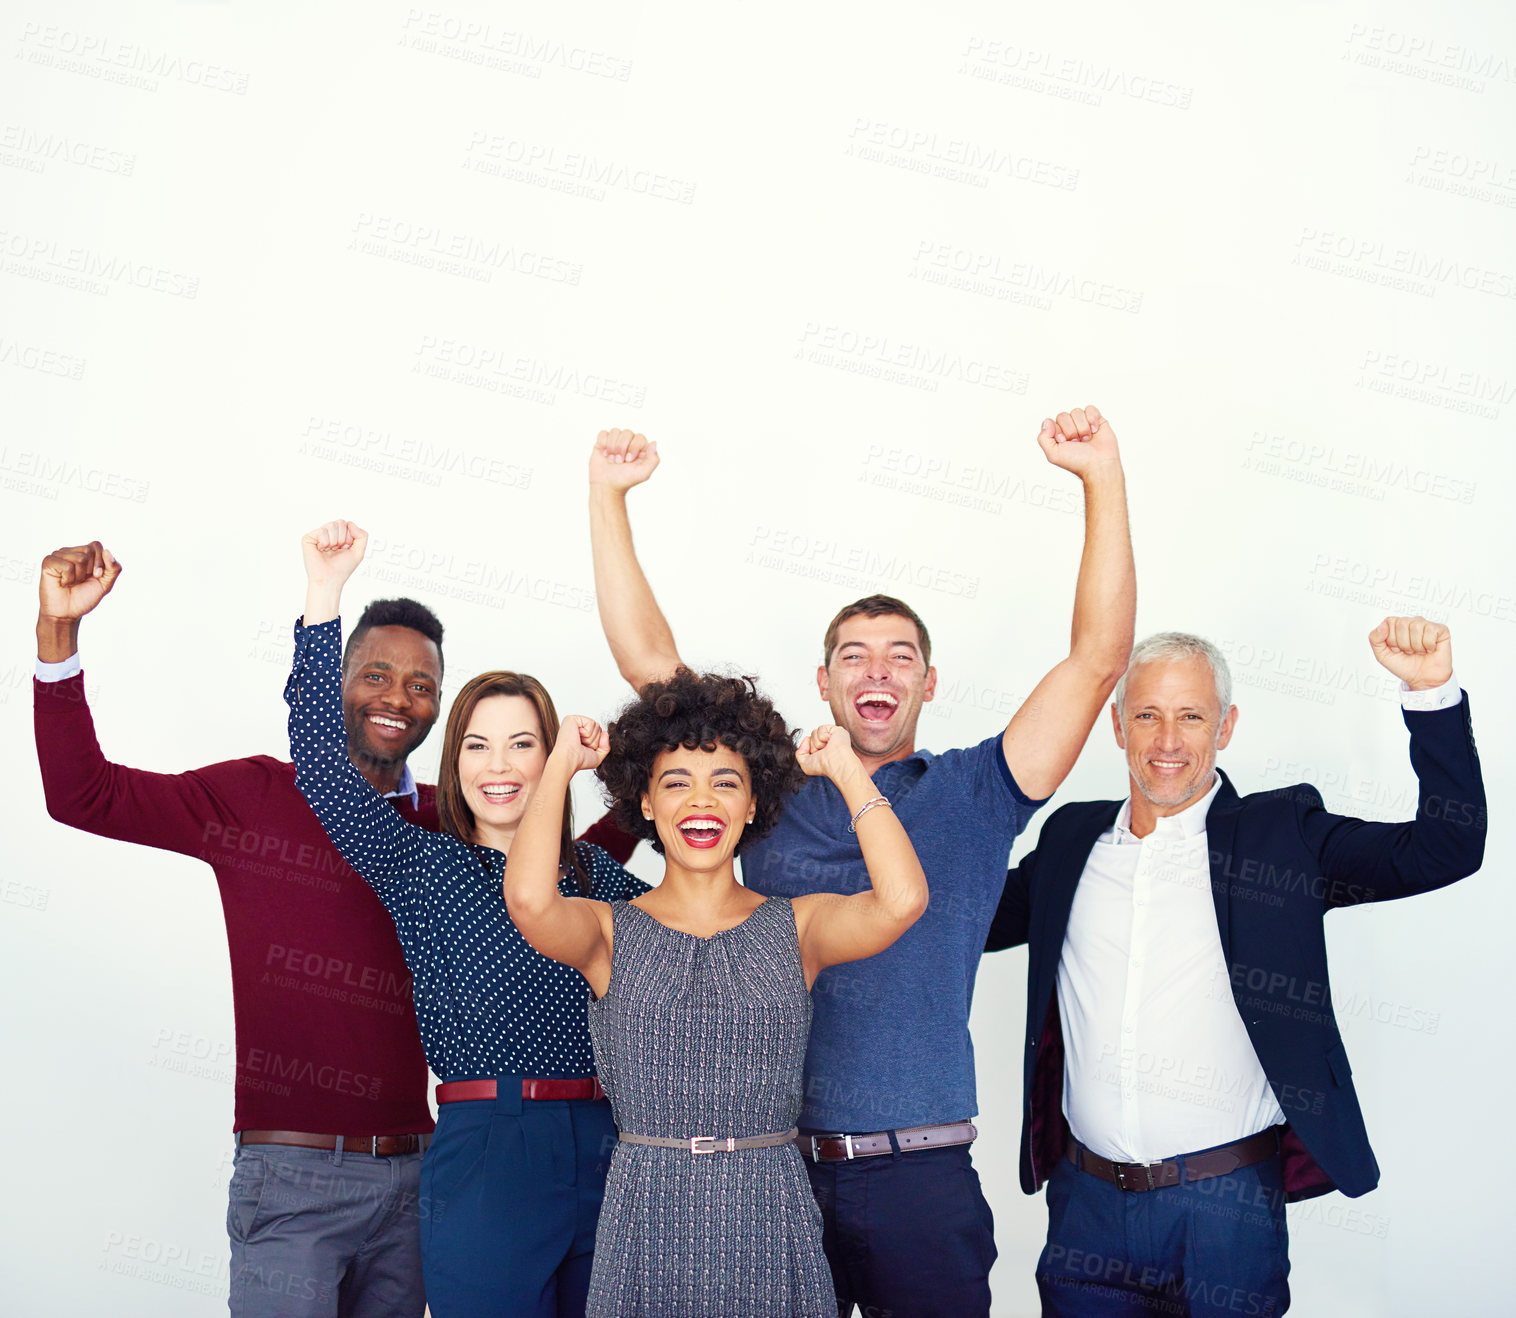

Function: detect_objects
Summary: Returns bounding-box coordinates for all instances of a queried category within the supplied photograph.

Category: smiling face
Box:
[456,694,549,837]
[642,745,756,871]
[1112,654,1238,818]
[817,614,937,763]
[341,624,442,770]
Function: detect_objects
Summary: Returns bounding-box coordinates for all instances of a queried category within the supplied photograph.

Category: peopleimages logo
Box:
[797,322,1027,394]
[348,212,584,286]
[0,335,87,380]
[959,38,1194,109]
[0,124,136,175]
[399,11,633,81]
[1294,227,1516,300]
[845,118,1079,192]
[299,416,534,492]
[0,227,199,298]
[746,526,981,600]
[16,23,251,94]
[0,447,150,502]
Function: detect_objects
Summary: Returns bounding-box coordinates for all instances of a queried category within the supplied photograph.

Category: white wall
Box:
[2,2,1511,1313]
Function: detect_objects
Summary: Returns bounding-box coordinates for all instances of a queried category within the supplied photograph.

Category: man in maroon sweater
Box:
[36,541,640,1315]
[35,540,441,1317]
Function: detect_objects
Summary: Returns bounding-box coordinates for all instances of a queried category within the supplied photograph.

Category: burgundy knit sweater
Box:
[34,671,635,1134]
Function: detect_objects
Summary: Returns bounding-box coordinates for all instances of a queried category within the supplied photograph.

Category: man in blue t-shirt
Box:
[586,411,1135,1317]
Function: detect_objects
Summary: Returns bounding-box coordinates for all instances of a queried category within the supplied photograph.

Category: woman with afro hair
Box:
[503,668,929,1318]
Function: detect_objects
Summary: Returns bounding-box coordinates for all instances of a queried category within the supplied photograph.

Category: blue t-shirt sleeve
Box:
[941,732,1050,833]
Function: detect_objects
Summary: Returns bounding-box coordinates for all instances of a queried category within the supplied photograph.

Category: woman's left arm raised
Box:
[792,725,929,987]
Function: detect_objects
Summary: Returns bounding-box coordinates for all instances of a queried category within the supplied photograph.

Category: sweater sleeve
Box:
[283,616,432,922]
[34,671,270,860]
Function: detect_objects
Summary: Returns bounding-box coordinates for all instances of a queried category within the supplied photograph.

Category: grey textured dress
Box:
[585,896,834,1318]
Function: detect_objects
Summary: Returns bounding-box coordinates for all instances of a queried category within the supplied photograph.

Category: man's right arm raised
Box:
[589,429,685,691]
[34,541,257,855]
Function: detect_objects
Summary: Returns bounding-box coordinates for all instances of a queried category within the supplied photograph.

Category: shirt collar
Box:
[1112,771,1221,842]
[382,762,419,811]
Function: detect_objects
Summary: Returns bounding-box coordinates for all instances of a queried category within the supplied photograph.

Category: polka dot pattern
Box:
[284,617,648,1081]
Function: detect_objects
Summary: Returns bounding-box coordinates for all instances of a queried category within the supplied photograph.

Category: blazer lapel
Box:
[1205,770,1244,959]
[1040,799,1122,951]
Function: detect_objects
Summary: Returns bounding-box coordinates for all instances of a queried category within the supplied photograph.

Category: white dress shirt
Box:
[1057,674,1461,1162]
[35,650,421,809]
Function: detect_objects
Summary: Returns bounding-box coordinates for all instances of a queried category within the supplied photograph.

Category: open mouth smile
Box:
[478,782,523,805]
[367,714,411,740]
[677,815,726,849]
[853,690,899,723]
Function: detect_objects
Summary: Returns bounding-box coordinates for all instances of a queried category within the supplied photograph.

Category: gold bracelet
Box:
[847,796,892,833]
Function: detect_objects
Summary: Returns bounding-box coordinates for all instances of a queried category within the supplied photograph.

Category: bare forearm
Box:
[590,485,680,687]
[36,616,79,663]
[1068,466,1135,678]
[1001,471,1133,797]
[503,758,574,919]
[834,768,928,921]
[303,583,343,627]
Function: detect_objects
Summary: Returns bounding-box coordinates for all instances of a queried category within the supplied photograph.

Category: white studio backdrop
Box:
[2,1,1512,1313]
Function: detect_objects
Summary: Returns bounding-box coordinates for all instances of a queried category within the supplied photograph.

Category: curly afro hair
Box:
[596,669,804,855]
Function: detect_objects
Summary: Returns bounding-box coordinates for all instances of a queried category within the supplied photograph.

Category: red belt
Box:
[436,1077,605,1104]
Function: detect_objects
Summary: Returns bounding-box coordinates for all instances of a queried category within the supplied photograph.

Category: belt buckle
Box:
[1114,1160,1158,1192]
[812,1133,855,1161]
[690,1136,716,1155]
[371,1137,382,1157]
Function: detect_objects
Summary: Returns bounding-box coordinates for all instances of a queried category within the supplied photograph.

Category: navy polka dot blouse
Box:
[284,617,648,1081]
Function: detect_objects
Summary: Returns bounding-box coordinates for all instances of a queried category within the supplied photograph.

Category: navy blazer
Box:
[986,696,1485,1201]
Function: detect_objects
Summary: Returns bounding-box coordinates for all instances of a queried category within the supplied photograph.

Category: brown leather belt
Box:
[435,1077,605,1104]
[1068,1125,1283,1193]
[238,1130,429,1156]
[800,1120,978,1162]
[621,1127,798,1155]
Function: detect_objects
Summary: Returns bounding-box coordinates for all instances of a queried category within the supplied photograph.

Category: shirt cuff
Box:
[35,653,82,683]
[1400,672,1461,712]
[293,615,343,668]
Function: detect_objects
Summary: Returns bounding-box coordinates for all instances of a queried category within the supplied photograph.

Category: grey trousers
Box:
[227,1140,427,1318]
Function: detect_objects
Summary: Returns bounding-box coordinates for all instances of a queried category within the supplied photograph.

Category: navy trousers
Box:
[420,1088,616,1318]
[803,1142,997,1318]
[1037,1145,1291,1316]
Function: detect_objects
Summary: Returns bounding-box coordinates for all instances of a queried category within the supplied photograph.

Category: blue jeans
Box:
[227,1140,426,1317]
[420,1091,616,1318]
[1037,1147,1291,1316]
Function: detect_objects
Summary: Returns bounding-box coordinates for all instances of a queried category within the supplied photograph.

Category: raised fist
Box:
[553,715,610,772]
[1369,616,1453,691]
[39,541,122,621]
[589,428,659,492]
[796,724,860,780]
[301,520,368,591]
[1037,406,1121,478]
